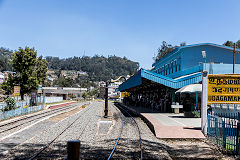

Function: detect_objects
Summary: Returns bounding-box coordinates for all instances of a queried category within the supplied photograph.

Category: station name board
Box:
[208,74,240,104]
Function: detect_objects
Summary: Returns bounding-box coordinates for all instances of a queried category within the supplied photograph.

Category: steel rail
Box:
[107,104,124,160]
[0,103,80,134]
[107,103,143,160]
[0,102,76,127]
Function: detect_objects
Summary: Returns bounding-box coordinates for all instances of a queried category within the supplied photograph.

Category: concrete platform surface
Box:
[123,105,205,139]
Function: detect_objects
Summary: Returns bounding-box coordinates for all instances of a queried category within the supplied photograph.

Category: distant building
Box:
[77,71,88,76]
[99,81,124,99]
[3,71,16,80]
[47,75,54,82]
[40,87,87,100]
[0,72,4,84]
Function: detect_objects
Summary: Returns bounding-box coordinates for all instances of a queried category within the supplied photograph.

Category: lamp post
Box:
[202,51,207,70]
[104,76,126,118]
[233,43,236,74]
[104,81,109,118]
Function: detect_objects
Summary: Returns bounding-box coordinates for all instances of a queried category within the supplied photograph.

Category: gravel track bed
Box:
[6,101,171,159]
[37,101,101,159]
[2,101,232,159]
[79,102,122,159]
[135,118,172,160]
[3,102,91,160]
[110,105,141,159]
[0,103,82,138]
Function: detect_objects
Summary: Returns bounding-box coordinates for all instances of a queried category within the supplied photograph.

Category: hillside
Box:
[0,47,12,71]
[0,48,139,87]
[46,55,139,82]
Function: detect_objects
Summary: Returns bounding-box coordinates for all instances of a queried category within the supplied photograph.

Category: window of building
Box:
[179,64,181,71]
[171,62,174,73]
[168,64,170,74]
[174,59,177,72]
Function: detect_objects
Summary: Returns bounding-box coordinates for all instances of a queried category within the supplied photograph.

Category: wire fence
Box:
[208,112,240,154]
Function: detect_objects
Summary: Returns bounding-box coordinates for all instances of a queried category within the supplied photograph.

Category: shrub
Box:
[192,110,200,118]
[2,97,16,111]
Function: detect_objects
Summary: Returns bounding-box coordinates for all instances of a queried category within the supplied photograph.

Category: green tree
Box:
[0,47,13,71]
[53,77,74,87]
[236,40,240,49]
[154,41,187,62]
[12,47,39,100]
[1,74,15,95]
[89,88,99,97]
[82,92,88,100]
[36,56,48,85]
[223,40,240,49]
[223,41,234,48]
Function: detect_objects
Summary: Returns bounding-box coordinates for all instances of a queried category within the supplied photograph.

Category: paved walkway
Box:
[123,104,205,139]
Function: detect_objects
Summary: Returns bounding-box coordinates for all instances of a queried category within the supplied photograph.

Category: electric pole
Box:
[233,43,236,74]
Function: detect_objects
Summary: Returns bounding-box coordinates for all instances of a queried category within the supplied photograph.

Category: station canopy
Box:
[175,84,202,93]
[118,69,202,92]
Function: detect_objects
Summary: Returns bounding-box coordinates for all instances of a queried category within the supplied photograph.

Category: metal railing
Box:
[208,112,240,154]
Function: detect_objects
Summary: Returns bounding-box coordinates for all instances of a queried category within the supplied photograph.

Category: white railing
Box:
[44,96,63,104]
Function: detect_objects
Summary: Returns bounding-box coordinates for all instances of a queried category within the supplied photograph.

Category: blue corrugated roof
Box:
[152,43,240,67]
[118,69,202,91]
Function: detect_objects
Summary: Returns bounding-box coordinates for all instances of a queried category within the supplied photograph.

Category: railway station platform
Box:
[120,103,205,139]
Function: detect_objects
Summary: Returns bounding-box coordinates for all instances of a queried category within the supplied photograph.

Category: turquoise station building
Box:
[118,43,240,112]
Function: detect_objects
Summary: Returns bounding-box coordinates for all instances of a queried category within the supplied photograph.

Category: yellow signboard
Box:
[120,92,129,97]
[14,86,20,97]
[208,74,240,104]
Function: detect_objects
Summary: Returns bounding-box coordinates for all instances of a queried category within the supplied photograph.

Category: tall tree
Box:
[53,77,74,87]
[36,56,48,85]
[223,41,234,48]
[236,40,240,49]
[1,74,16,95]
[154,41,186,62]
[0,47,13,71]
[223,40,240,49]
[12,47,39,99]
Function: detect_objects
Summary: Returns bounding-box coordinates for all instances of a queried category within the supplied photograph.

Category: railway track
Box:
[3,101,142,159]
[26,102,94,160]
[0,102,85,135]
[108,102,143,160]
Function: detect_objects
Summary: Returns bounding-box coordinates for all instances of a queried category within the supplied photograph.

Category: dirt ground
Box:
[162,138,239,160]
[46,106,84,122]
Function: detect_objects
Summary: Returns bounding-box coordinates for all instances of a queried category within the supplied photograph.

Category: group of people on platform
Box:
[123,93,172,112]
[123,92,199,113]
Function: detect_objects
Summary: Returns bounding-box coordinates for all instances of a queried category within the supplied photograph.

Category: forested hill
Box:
[46,55,139,81]
[0,47,12,71]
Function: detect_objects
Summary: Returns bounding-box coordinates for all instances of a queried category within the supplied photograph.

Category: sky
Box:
[0,0,240,69]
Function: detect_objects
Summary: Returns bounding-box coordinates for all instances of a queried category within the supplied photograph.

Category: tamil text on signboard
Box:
[14,86,20,97]
[208,74,240,104]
